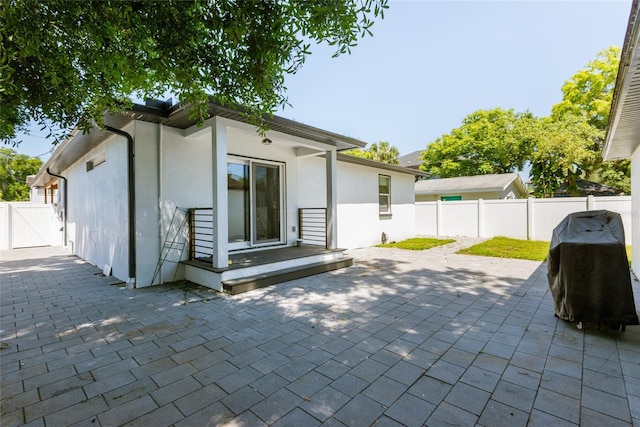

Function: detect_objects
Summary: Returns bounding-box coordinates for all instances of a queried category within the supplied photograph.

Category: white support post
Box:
[587,195,595,210]
[527,197,534,240]
[211,118,229,268]
[326,149,337,249]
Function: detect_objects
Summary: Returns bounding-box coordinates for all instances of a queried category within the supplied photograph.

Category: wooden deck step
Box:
[222,257,353,295]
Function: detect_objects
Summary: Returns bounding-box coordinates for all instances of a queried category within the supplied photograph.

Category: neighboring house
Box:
[397,150,424,170]
[603,0,639,274]
[553,178,626,197]
[414,173,528,202]
[29,100,425,292]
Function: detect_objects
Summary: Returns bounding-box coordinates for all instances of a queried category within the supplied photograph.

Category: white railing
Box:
[416,196,632,244]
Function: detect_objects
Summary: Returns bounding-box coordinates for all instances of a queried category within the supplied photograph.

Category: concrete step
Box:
[222,257,353,295]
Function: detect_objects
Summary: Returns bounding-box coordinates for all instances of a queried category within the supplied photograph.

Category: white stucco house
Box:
[30,100,425,292]
[415,173,528,202]
[604,0,639,274]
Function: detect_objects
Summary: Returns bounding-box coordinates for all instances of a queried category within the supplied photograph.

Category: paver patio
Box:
[1,241,639,426]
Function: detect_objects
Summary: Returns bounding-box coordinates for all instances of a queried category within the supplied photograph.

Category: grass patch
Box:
[376,237,456,250]
[457,236,549,261]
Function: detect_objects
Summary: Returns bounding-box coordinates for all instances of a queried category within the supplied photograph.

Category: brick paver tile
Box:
[384,392,435,426]
[478,399,529,427]
[272,407,321,427]
[580,407,634,427]
[533,387,580,424]
[333,394,385,427]
[444,382,490,416]
[43,396,108,427]
[250,388,303,425]
[286,370,331,399]
[527,409,578,427]
[220,385,264,414]
[174,401,235,427]
[427,401,478,427]
[300,386,350,422]
[581,386,632,422]
[408,375,452,405]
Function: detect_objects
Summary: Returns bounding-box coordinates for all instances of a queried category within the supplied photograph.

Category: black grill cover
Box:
[547,210,639,326]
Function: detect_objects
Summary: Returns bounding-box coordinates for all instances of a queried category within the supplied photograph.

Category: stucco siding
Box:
[66,129,130,281]
[298,156,416,248]
[133,122,161,287]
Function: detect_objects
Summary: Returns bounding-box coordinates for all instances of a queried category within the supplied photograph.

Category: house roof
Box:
[415,173,527,195]
[603,0,640,160]
[30,101,368,187]
[553,178,626,197]
[336,153,430,177]
[397,150,424,169]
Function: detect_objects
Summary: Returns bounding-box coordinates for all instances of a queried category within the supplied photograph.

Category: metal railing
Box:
[189,208,214,260]
[299,208,327,248]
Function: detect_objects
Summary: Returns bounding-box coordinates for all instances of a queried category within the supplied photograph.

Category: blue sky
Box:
[14,0,633,163]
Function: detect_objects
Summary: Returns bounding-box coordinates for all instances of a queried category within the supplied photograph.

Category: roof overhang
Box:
[415,173,527,196]
[603,0,640,161]
[30,101,368,187]
[336,153,430,177]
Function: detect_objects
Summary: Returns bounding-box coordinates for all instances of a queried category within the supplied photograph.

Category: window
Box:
[379,174,391,217]
[86,152,106,171]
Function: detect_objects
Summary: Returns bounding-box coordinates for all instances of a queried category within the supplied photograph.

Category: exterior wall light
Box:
[262,138,272,145]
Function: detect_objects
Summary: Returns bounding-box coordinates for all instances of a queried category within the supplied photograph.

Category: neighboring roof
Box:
[415,173,527,195]
[397,150,424,169]
[554,178,626,197]
[337,153,429,177]
[30,100,368,187]
[603,0,640,160]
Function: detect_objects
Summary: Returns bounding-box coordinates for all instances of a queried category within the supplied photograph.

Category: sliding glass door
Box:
[227,157,285,250]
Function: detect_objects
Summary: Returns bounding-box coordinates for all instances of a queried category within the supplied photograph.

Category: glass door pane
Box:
[227,162,250,249]
[253,163,282,243]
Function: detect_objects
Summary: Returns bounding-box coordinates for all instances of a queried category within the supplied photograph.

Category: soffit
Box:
[604,0,640,160]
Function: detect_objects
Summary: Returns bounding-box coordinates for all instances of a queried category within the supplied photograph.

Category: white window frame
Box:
[379,174,391,217]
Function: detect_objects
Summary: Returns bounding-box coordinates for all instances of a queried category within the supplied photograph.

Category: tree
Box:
[420,108,537,177]
[551,46,619,129]
[344,140,400,164]
[529,116,601,197]
[550,46,630,193]
[1,0,388,144]
[0,148,43,201]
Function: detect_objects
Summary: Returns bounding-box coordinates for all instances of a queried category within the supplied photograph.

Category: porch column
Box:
[211,118,229,268]
[326,149,338,249]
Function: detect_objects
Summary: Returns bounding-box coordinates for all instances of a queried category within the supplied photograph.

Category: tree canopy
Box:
[1,0,387,144]
[419,46,629,197]
[0,147,43,201]
[420,108,536,177]
[344,141,400,164]
[551,46,619,129]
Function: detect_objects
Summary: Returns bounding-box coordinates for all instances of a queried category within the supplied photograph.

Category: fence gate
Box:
[1,203,62,249]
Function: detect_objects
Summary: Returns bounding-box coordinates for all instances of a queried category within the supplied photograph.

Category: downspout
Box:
[46,168,67,247]
[104,125,136,287]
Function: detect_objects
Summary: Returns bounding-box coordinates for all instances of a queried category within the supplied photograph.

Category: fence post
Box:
[587,195,595,211]
[436,200,442,236]
[7,203,13,250]
[527,197,534,240]
[477,199,484,238]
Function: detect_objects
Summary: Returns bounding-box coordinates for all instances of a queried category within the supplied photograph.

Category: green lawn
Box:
[376,237,456,250]
[457,236,550,261]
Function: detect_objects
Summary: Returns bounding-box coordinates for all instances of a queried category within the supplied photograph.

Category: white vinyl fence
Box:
[416,196,632,244]
[0,202,63,250]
